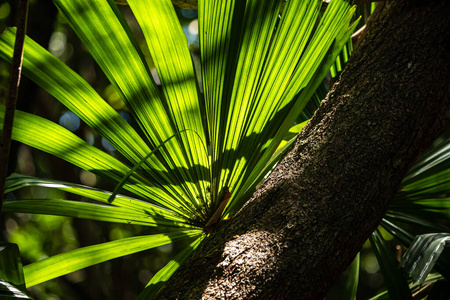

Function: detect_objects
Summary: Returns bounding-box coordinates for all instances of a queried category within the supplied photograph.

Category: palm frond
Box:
[24,230,202,287]
[0,0,367,293]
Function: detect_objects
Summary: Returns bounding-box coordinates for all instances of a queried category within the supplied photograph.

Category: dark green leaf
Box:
[369,230,412,300]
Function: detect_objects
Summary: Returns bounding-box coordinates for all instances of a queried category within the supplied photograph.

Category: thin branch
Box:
[204,187,232,231]
[412,283,433,300]
[0,0,29,220]
[352,25,366,45]
[395,245,402,262]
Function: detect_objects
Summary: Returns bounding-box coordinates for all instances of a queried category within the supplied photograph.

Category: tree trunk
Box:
[157,0,450,299]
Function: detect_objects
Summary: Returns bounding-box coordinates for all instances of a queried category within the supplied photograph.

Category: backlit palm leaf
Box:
[0,0,359,294]
[201,0,358,214]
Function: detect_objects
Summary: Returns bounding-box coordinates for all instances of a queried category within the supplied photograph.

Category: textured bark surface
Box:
[157,1,450,299]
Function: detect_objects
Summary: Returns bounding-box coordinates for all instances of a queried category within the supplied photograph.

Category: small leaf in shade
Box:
[0,279,31,299]
[325,253,359,300]
[0,243,26,291]
[370,230,412,300]
[400,233,450,284]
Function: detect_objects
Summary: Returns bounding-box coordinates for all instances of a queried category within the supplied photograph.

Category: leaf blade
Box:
[3,199,194,228]
[0,108,190,216]
[369,229,412,300]
[23,230,203,287]
[136,235,205,299]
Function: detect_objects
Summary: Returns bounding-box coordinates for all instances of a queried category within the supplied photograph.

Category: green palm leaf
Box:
[50,0,212,223]
[127,0,209,212]
[0,108,191,216]
[0,27,212,218]
[3,199,193,228]
[5,175,169,214]
[136,235,205,299]
[52,0,165,144]
[326,253,359,300]
[0,28,152,171]
[0,0,364,294]
[199,0,359,216]
[24,230,202,287]
[229,12,360,213]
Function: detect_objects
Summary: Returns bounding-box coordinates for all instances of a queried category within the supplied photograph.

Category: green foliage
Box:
[136,236,204,299]
[369,230,412,300]
[401,233,450,284]
[0,279,31,299]
[23,230,203,287]
[0,0,449,298]
[0,243,26,292]
[0,0,358,295]
[371,132,450,298]
[326,253,359,300]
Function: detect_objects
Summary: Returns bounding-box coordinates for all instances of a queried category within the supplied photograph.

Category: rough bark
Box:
[157,0,450,299]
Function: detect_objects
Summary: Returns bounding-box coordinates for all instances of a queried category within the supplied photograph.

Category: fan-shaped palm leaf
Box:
[0,0,358,293]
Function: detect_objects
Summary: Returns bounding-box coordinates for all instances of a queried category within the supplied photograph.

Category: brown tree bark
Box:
[157,0,450,299]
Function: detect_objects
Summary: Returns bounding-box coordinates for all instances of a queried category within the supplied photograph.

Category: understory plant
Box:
[0,0,449,298]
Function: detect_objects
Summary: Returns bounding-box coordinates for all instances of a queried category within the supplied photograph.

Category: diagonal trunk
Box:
[157,1,450,298]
